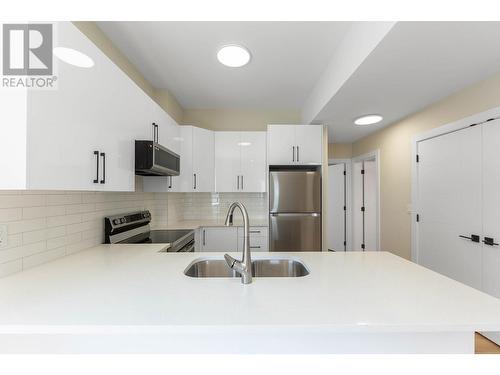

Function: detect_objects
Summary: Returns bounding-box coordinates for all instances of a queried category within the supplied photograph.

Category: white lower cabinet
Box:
[198,227,238,252]
[197,226,268,252]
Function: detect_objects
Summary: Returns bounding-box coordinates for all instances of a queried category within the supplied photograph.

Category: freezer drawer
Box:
[269,170,321,213]
[269,213,321,251]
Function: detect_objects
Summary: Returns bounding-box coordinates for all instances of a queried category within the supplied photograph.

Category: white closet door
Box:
[417,125,482,289]
[352,161,364,251]
[328,164,346,251]
[482,118,500,298]
[364,160,378,251]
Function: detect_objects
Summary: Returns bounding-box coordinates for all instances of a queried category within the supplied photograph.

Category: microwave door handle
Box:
[100,152,106,184]
[93,151,99,183]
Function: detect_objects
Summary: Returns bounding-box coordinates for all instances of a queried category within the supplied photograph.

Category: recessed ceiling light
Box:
[53,47,94,68]
[354,115,383,126]
[217,45,251,68]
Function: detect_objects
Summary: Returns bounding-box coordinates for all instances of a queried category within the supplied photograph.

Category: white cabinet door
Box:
[417,125,483,290]
[481,118,500,299]
[27,22,108,191]
[240,132,267,192]
[192,127,215,192]
[267,125,296,165]
[295,125,323,165]
[200,227,238,252]
[178,126,194,192]
[215,132,240,192]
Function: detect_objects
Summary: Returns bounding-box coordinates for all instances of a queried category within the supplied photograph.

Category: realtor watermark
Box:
[1,23,57,89]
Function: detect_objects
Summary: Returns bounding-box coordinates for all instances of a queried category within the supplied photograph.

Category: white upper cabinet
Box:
[215,131,266,192]
[267,125,297,165]
[215,132,241,192]
[176,126,214,192]
[1,22,169,192]
[267,124,323,165]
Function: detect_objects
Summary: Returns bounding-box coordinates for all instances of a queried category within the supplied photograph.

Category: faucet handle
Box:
[224,254,237,268]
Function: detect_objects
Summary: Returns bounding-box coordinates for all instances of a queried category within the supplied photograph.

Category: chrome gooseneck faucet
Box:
[223,202,252,284]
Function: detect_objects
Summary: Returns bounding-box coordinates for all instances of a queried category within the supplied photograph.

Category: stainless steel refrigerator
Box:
[269,169,322,251]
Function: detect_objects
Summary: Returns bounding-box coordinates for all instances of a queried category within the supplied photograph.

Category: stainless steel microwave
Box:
[135,140,180,176]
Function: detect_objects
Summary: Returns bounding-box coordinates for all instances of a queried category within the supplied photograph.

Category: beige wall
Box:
[182,109,302,131]
[328,143,353,159]
[351,70,500,260]
[72,21,185,124]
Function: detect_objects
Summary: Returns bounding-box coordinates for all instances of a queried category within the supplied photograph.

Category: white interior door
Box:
[363,160,377,251]
[417,126,483,290]
[328,164,346,251]
[482,118,500,298]
[352,161,364,251]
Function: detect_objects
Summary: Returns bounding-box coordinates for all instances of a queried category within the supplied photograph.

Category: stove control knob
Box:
[113,219,120,225]
[120,218,126,223]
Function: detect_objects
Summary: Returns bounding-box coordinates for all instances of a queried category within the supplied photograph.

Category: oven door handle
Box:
[178,240,195,252]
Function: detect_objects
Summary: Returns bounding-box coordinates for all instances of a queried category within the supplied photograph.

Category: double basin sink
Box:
[184,258,309,278]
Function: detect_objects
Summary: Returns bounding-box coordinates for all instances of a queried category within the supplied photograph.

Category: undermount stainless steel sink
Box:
[184,258,310,278]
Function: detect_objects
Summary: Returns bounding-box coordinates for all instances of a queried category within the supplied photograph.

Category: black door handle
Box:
[100,152,106,184]
[93,151,99,183]
[483,237,499,246]
[459,234,480,243]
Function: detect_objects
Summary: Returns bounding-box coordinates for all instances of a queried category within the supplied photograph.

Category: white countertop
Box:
[1,245,500,335]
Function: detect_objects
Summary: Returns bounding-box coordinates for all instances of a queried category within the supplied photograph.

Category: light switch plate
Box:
[0,224,7,249]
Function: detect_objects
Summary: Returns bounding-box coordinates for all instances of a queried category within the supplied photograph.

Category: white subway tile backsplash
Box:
[22,247,66,270]
[0,259,22,278]
[0,175,267,277]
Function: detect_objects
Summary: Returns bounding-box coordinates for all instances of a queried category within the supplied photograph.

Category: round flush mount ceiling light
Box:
[354,114,383,126]
[217,45,251,67]
[53,47,94,68]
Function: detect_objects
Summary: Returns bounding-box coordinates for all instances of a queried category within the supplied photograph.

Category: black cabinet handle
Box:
[459,234,480,243]
[250,246,261,249]
[237,175,240,190]
[93,151,99,183]
[483,237,499,246]
[100,152,106,184]
[193,173,197,190]
[297,145,300,162]
[202,229,206,246]
[292,146,295,162]
[152,123,158,143]
[168,176,172,189]
[241,175,244,190]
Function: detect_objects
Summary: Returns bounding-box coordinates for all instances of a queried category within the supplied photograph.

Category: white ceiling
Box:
[313,22,500,142]
[97,21,351,108]
[97,21,500,143]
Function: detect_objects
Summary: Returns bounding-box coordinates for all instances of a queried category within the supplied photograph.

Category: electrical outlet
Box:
[0,225,7,250]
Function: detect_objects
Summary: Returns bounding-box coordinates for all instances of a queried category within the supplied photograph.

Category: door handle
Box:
[292,146,295,162]
[459,234,480,243]
[100,152,106,184]
[93,151,99,183]
[483,237,499,246]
